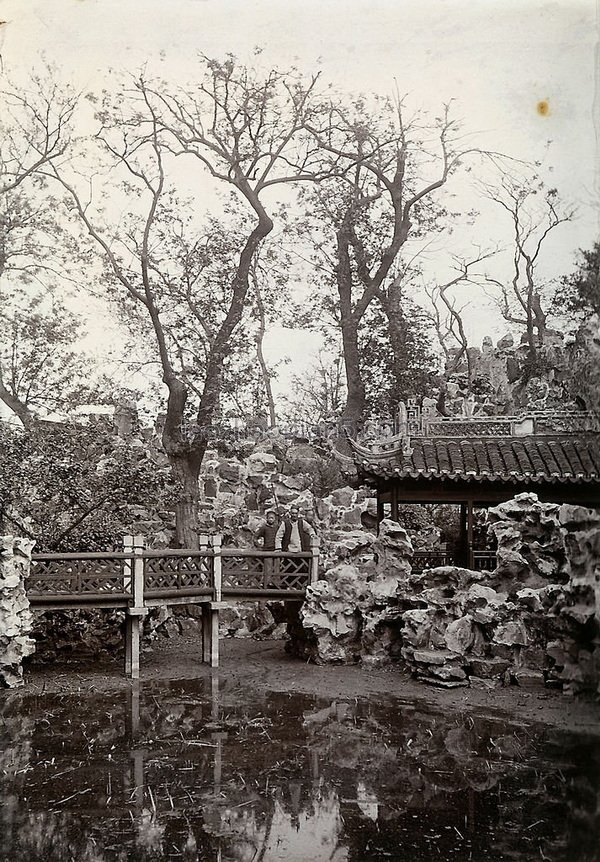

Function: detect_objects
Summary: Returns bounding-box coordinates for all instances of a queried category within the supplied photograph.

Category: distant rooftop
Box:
[350,402,600,487]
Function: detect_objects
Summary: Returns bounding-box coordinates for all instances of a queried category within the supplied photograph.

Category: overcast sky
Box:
[0,0,597,397]
[2,0,595,188]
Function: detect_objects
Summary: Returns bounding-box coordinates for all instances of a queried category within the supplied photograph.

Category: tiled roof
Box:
[350,434,600,485]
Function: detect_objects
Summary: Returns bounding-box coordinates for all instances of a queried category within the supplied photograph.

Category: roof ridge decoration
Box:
[348,401,600,486]
[356,400,599,443]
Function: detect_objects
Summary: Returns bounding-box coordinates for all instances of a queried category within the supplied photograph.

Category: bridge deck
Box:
[25,537,320,678]
[24,537,495,679]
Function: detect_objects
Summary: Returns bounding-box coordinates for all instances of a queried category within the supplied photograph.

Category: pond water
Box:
[0,676,599,861]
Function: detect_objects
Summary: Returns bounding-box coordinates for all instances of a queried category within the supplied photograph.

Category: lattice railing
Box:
[221,550,311,592]
[471,551,497,572]
[411,550,454,573]
[143,550,213,595]
[27,538,318,606]
[28,553,132,600]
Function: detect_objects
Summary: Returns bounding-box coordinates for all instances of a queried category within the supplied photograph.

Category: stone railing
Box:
[422,411,599,438]
[176,408,599,448]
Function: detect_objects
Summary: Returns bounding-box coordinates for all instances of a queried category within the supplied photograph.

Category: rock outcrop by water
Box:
[291,496,600,695]
[290,520,403,666]
[0,537,35,688]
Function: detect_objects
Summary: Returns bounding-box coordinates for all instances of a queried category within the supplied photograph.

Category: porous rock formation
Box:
[292,495,600,695]
[290,519,406,666]
[0,536,35,687]
[198,439,375,548]
[441,319,600,417]
[193,441,378,640]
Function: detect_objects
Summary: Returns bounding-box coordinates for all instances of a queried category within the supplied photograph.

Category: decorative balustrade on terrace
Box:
[176,407,599,448]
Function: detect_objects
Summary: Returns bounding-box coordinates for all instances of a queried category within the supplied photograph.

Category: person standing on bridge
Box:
[275,504,315,553]
[254,510,279,551]
[254,510,280,586]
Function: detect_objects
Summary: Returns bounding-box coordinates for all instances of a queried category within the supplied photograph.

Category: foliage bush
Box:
[0,420,173,551]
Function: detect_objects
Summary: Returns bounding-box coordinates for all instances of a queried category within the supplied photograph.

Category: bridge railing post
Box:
[123,535,133,594]
[123,534,146,680]
[211,535,222,602]
[202,534,222,669]
[310,536,320,585]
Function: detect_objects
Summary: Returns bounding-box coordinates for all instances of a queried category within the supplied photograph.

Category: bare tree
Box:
[425,252,495,414]
[0,73,76,279]
[250,256,277,428]
[0,73,96,425]
[281,348,345,427]
[481,173,574,353]
[304,97,500,426]
[42,58,326,546]
[0,295,110,428]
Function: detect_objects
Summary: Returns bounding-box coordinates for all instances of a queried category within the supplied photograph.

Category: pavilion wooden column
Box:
[467,499,474,570]
[458,503,468,567]
[391,483,399,521]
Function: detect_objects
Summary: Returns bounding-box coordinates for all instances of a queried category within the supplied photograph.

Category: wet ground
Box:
[0,641,600,862]
[2,640,600,861]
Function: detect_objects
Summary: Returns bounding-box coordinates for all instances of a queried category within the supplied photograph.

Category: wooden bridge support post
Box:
[202,535,222,668]
[310,536,320,585]
[124,534,147,680]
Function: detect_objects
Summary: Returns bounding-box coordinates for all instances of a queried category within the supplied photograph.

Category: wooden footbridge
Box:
[26,535,320,678]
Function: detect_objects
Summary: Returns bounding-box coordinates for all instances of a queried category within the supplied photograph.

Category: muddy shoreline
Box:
[16,637,600,735]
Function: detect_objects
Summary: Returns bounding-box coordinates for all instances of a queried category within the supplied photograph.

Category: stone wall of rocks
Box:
[441,317,600,417]
[197,439,374,548]
[292,495,600,695]
[0,537,35,688]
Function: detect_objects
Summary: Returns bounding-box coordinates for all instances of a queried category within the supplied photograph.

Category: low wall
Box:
[0,536,35,688]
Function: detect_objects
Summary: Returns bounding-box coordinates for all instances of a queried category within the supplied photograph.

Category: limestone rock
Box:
[497,333,514,349]
[444,616,475,654]
[284,443,324,476]
[372,519,413,580]
[493,621,529,646]
[1,537,35,688]
[327,530,375,562]
[469,657,510,678]
[330,486,355,507]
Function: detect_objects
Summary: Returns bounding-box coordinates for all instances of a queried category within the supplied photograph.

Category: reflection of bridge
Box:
[26,535,320,678]
[6,672,570,861]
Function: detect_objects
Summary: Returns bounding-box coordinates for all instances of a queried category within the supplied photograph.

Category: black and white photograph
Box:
[0,1,599,859]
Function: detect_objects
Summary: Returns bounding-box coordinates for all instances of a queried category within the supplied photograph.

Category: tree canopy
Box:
[0,57,591,546]
[0,420,172,551]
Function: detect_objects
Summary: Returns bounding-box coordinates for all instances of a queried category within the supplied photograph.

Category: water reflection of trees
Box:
[0,682,598,861]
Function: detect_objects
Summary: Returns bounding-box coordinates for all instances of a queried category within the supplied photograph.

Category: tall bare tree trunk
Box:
[253,276,277,427]
[340,315,366,427]
[337,223,366,430]
[0,373,35,429]
[383,293,410,403]
[170,452,204,548]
